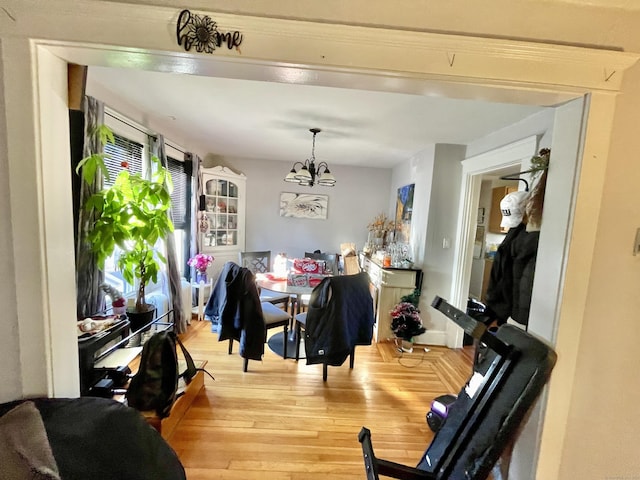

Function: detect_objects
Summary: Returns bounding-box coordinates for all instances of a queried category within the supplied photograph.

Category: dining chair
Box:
[304,251,341,276]
[205,261,292,371]
[294,251,342,314]
[239,250,291,311]
[294,272,374,381]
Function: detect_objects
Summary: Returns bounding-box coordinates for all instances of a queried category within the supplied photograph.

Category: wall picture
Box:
[395,184,414,244]
[279,192,329,219]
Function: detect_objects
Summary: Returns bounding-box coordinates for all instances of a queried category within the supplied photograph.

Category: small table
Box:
[191,279,213,321]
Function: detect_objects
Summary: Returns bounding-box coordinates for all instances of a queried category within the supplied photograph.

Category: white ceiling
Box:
[88,66,546,169]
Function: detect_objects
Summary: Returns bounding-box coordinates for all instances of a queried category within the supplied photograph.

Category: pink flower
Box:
[188,253,214,273]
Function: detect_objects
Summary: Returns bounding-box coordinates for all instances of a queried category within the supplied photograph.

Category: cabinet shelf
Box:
[199,166,246,281]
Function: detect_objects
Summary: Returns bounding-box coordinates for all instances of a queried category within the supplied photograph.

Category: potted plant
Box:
[76,125,174,330]
[390,291,426,353]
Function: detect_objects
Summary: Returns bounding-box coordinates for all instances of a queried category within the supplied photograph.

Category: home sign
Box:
[176,9,243,54]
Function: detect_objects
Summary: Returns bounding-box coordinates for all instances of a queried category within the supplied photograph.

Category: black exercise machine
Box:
[358,295,557,480]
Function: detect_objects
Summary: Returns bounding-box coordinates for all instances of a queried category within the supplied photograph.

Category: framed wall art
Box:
[279,192,329,220]
[395,183,415,244]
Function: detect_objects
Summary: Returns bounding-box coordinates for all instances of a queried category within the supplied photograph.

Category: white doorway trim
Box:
[1,5,637,478]
[448,136,539,347]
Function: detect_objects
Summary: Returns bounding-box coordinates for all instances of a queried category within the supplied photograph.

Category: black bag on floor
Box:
[126,330,197,418]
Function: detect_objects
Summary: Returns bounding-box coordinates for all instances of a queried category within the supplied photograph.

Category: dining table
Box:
[255,272,320,360]
[254,273,316,316]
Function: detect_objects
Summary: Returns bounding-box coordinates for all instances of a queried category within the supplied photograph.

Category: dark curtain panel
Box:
[186,152,202,283]
[151,135,186,333]
[75,96,105,318]
[69,109,85,245]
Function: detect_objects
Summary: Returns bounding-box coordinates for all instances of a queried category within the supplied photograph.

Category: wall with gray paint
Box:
[420,145,466,338]
[214,156,392,259]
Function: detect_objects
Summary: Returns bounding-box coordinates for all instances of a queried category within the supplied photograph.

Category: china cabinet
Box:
[199,166,246,282]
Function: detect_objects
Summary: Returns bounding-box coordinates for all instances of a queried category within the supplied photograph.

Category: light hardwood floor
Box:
[169,320,474,480]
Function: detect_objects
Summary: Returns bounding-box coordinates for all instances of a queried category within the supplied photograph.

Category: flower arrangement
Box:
[390,301,426,341]
[367,213,395,238]
[188,253,214,273]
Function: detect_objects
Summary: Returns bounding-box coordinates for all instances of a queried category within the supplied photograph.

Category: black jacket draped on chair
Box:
[304,272,374,366]
[204,261,266,361]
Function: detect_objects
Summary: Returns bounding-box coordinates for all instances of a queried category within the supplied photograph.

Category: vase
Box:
[394,337,414,353]
[401,338,414,353]
[196,271,208,284]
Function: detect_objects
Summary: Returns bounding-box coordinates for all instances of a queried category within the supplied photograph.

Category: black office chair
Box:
[294,272,374,381]
[239,250,291,311]
[358,296,557,480]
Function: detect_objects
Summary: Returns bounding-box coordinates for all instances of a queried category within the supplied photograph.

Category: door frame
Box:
[449,135,539,347]
[1,6,636,478]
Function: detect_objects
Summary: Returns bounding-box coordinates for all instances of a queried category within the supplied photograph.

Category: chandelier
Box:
[284,128,336,187]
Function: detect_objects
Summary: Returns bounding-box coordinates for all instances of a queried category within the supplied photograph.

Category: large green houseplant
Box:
[77,125,174,316]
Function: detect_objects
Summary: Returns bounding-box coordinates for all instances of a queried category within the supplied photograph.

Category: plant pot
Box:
[395,337,414,353]
[401,339,414,353]
[126,305,156,333]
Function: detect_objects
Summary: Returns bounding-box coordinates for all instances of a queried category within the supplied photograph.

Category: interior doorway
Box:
[468,173,519,303]
[6,11,623,479]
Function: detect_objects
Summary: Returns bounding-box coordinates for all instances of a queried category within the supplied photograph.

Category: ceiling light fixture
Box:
[284,128,336,187]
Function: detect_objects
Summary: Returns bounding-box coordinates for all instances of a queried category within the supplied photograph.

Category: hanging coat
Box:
[484,223,526,324]
[204,261,266,361]
[304,272,374,366]
[510,230,540,326]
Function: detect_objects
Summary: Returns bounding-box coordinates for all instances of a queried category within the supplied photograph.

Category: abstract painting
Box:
[395,183,414,244]
[279,192,329,220]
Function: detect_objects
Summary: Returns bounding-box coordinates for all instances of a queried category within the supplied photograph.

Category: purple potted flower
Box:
[188,253,214,283]
[390,301,426,352]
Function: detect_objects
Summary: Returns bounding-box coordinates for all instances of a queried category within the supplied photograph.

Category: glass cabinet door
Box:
[203,179,240,247]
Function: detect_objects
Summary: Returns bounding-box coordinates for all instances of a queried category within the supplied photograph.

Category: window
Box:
[100,111,191,296]
[101,118,148,297]
[168,156,188,228]
[103,134,143,186]
[167,155,191,276]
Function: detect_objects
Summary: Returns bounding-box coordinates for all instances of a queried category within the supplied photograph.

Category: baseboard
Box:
[422,329,447,346]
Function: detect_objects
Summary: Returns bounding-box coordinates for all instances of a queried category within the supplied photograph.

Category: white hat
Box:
[500,191,529,228]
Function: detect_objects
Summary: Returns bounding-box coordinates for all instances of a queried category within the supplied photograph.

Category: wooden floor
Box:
[168,320,474,480]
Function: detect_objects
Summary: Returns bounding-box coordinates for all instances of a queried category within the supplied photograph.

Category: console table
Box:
[359,254,423,343]
[78,318,130,395]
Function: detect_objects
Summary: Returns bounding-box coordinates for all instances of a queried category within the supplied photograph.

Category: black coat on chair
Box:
[205,261,266,361]
[304,272,374,366]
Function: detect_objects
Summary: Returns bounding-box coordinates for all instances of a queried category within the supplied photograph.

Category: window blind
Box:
[103,133,143,187]
[168,156,188,229]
